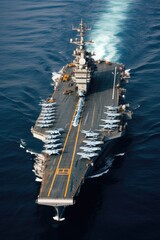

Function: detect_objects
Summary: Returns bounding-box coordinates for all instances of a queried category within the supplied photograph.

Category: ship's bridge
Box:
[70,21,94,94]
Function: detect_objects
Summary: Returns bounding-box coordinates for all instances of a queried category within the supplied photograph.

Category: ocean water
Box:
[1,0,160,239]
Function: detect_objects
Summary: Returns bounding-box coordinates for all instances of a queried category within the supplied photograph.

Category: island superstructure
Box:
[31,20,131,220]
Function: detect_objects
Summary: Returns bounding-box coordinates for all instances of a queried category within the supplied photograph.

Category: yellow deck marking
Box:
[91,104,96,128]
[57,168,70,175]
[47,106,77,197]
[64,118,82,197]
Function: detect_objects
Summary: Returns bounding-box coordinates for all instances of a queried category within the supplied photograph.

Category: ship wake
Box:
[89,0,132,61]
[20,139,27,149]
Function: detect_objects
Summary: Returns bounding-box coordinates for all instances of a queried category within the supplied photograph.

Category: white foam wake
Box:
[26,149,38,155]
[20,139,27,149]
[115,152,125,157]
[89,0,132,61]
[20,144,25,149]
[88,169,109,179]
[20,139,26,145]
[52,72,61,82]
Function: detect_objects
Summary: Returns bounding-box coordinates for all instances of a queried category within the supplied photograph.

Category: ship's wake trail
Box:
[26,149,38,156]
[89,0,131,61]
[20,139,27,149]
[19,139,38,155]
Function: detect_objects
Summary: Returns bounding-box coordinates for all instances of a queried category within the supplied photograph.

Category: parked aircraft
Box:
[41,107,56,112]
[99,124,119,129]
[44,143,62,149]
[101,119,120,123]
[80,146,101,152]
[77,152,98,159]
[41,109,56,113]
[41,112,55,116]
[104,106,119,110]
[40,102,56,107]
[104,112,121,117]
[44,139,60,144]
[83,140,103,146]
[81,130,99,138]
[37,120,55,124]
[45,133,61,139]
[42,148,62,155]
[45,130,62,134]
[39,115,55,120]
[55,128,64,132]
[37,123,52,128]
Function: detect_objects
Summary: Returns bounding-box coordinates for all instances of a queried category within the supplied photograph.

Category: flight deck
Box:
[32,62,125,207]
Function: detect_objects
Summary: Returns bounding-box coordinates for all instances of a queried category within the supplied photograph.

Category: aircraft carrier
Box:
[31,20,131,221]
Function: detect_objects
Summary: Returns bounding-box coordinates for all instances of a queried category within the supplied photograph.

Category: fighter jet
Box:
[40,113,55,118]
[44,139,60,144]
[44,143,62,149]
[80,146,101,152]
[38,117,55,121]
[104,112,121,117]
[104,106,119,110]
[81,130,99,138]
[99,124,119,129]
[41,107,56,111]
[37,123,53,128]
[42,148,62,155]
[105,109,118,113]
[41,109,56,113]
[40,102,56,107]
[41,110,52,115]
[39,116,55,120]
[77,152,98,159]
[45,133,61,139]
[55,128,64,132]
[104,113,117,118]
[45,130,61,134]
[101,119,120,124]
[37,120,55,124]
[41,105,56,108]
[83,140,103,146]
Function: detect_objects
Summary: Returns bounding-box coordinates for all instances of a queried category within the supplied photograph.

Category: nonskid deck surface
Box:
[34,62,122,205]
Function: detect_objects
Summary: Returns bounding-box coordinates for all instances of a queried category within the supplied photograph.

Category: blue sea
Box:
[1,0,160,239]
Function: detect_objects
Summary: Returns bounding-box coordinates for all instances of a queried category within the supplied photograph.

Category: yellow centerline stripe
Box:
[64,117,82,197]
[47,106,77,197]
